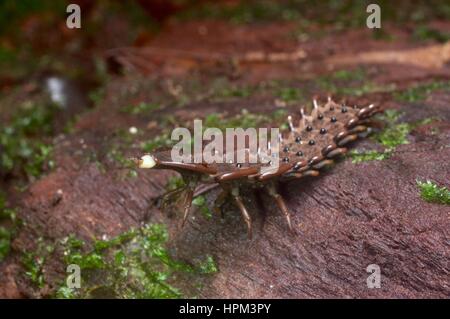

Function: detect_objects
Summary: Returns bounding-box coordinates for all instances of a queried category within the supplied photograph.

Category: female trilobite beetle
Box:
[134,98,381,239]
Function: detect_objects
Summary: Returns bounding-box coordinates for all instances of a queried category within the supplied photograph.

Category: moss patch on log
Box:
[55,224,217,299]
[349,110,437,163]
[416,180,450,205]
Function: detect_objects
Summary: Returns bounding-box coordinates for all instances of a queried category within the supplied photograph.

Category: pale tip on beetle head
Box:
[135,154,156,169]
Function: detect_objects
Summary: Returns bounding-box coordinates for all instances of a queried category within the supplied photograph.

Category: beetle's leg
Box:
[265,182,293,231]
[180,175,199,228]
[193,183,219,197]
[231,187,252,239]
[159,186,187,210]
[214,189,229,219]
[181,188,194,227]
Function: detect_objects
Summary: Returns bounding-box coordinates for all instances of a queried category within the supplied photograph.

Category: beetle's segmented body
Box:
[135,98,382,238]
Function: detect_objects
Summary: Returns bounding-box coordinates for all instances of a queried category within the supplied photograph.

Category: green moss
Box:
[212,85,253,100]
[55,286,76,299]
[371,110,409,148]
[140,134,174,153]
[349,110,437,163]
[316,68,395,96]
[375,123,411,148]
[63,115,80,134]
[178,0,301,24]
[331,69,366,81]
[178,0,450,27]
[65,251,106,270]
[204,109,286,131]
[129,113,175,153]
[269,68,394,100]
[106,146,137,178]
[88,87,105,106]
[417,180,450,205]
[394,81,450,102]
[198,255,218,274]
[349,149,392,163]
[271,108,288,120]
[56,224,216,299]
[204,109,263,130]
[339,83,392,97]
[192,196,212,219]
[373,110,437,148]
[0,227,11,262]
[22,251,46,288]
[0,46,17,74]
[412,26,450,43]
[165,176,186,192]
[21,238,54,288]
[0,193,18,262]
[276,87,304,103]
[372,28,396,41]
[0,100,57,179]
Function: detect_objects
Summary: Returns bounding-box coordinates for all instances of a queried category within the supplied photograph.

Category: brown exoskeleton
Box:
[134,98,382,239]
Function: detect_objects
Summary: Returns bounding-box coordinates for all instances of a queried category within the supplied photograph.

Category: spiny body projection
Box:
[134,98,382,238]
